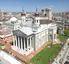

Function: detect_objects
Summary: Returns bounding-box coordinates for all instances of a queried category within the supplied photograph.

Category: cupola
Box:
[21,9,25,16]
[34,8,39,17]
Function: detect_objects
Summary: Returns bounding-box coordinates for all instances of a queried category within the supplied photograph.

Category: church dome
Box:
[34,12,39,17]
[21,12,25,16]
[10,17,17,22]
[34,8,39,17]
[21,9,26,16]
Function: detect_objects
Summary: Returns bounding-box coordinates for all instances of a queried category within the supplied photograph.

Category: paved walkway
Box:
[52,40,69,64]
[5,43,30,64]
[0,51,22,64]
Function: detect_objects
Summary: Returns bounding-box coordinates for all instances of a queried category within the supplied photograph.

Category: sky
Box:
[0,0,69,12]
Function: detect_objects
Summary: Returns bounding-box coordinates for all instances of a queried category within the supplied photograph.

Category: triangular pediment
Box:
[13,30,27,37]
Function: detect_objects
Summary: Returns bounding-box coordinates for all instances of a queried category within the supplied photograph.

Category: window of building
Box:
[37,20,38,23]
[45,14,46,16]
[54,34,56,39]
[11,42,13,45]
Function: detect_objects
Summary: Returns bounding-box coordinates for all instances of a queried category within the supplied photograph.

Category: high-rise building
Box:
[41,8,52,20]
[0,9,3,20]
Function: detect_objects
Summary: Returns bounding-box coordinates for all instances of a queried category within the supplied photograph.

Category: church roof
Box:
[34,8,39,17]
[13,22,56,37]
[21,9,26,16]
[20,27,33,36]
[15,25,48,36]
[40,20,52,24]
[13,25,48,37]
[13,26,34,37]
[13,30,28,37]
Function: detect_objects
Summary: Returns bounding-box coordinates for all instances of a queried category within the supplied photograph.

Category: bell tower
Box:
[21,8,26,26]
[45,8,52,20]
[32,8,40,32]
[34,8,40,27]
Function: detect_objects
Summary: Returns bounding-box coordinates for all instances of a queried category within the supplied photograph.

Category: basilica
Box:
[10,8,57,55]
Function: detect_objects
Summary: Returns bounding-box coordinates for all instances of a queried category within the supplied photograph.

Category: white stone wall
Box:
[21,16,26,25]
[48,24,57,42]
[46,9,52,20]
[35,29,48,50]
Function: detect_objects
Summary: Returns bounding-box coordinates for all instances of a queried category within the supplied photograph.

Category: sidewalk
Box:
[52,40,69,64]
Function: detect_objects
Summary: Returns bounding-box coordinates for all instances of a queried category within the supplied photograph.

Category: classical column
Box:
[21,37,23,50]
[18,36,20,49]
[24,38,25,50]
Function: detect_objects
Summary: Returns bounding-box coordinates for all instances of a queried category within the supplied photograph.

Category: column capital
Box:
[30,36,32,38]
[27,37,29,39]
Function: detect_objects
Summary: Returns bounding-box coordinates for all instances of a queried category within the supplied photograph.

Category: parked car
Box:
[64,61,69,64]
[66,55,69,60]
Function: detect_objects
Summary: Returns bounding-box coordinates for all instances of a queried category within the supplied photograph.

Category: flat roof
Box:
[0,51,22,64]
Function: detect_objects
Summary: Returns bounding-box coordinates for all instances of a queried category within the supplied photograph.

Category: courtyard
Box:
[30,44,62,64]
[57,28,69,42]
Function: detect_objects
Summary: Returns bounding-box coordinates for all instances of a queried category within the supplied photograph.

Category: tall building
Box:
[41,8,52,20]
[0,9,3,20]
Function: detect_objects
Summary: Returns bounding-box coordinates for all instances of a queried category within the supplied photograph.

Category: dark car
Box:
[66,55,69,60]
[64,61,69,64]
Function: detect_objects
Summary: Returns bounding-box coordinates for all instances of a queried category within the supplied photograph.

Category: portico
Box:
[12,30,34,55]
[14,36,32,50]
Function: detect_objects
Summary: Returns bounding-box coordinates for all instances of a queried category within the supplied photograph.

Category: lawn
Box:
[57,28,69,42]
[64,28,69,37]
[0,44,2,49]
[30,44,61,64]
[57,34,68,42]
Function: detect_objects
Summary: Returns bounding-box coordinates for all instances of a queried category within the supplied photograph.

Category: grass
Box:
[64,28,69,37]
[57,34,68,42]
[30,44,61,64]
[57,28,69,42]
[0,44,2,49]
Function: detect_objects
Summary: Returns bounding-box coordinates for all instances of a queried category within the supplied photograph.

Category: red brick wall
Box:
[0,36,13,45]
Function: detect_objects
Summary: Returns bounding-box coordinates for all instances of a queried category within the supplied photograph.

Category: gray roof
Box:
[40,20,52,24]
[13,30,28,37]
